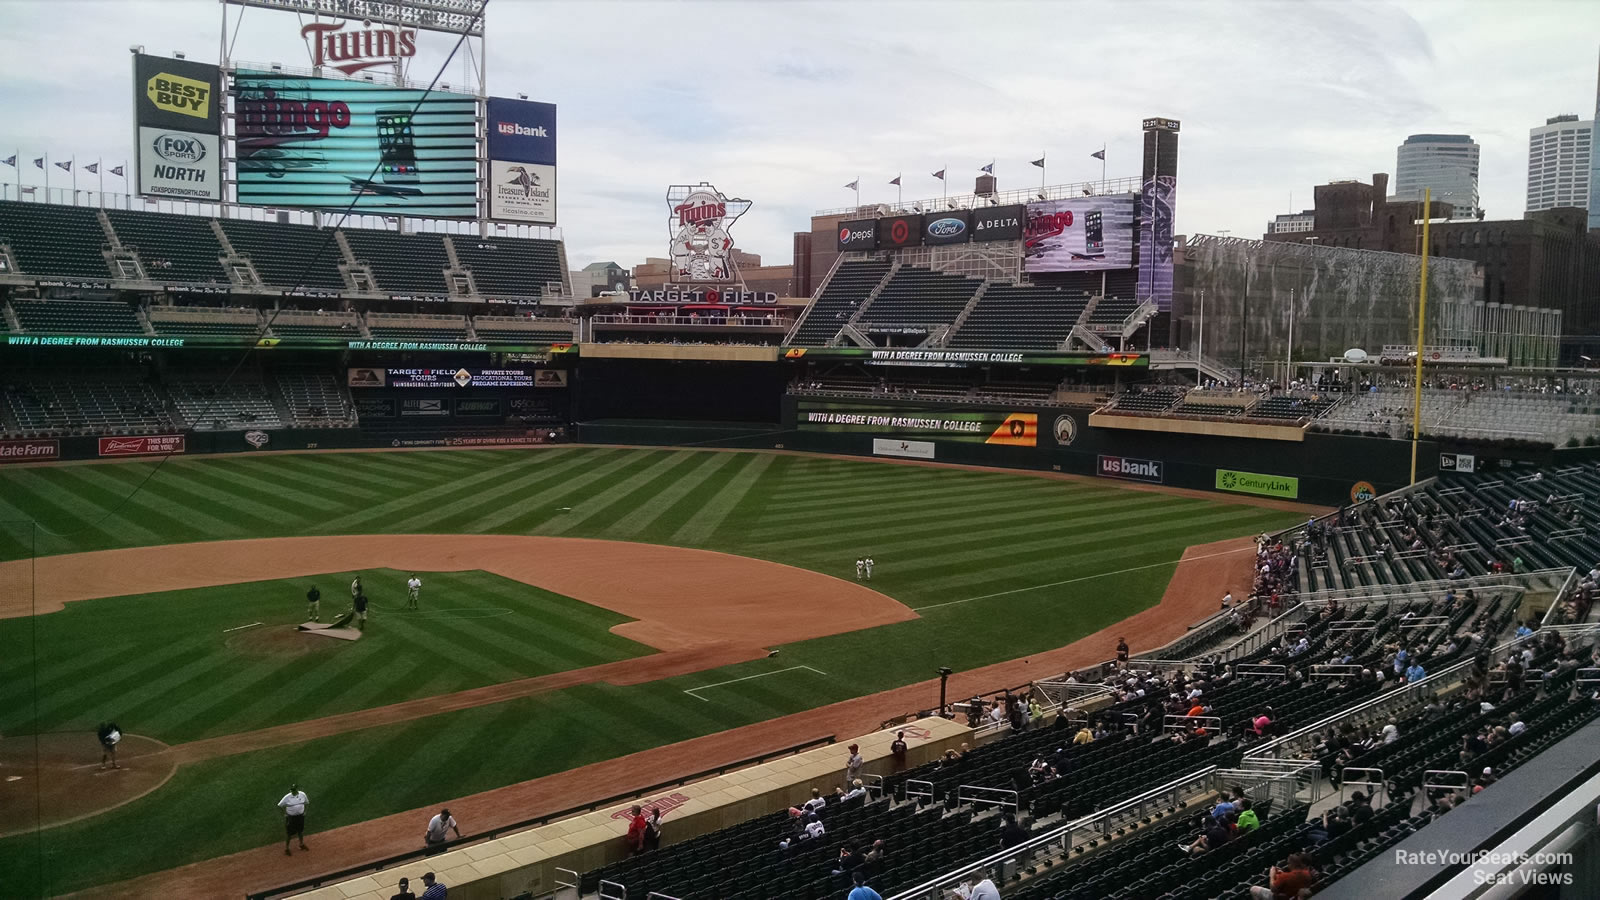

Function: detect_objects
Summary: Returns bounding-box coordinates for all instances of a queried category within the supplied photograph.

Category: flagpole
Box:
[854,179,860,209]
[71,155,77,204]
[943,165,947,202]
[122,161,130,201]
[1041,153,1046,195]
[43,153,49,200]
[1101,143,1106,194]
[97,159,104,205]
[896,174,902,210]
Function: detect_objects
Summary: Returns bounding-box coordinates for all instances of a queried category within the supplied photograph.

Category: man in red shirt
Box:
[625,805,648,855]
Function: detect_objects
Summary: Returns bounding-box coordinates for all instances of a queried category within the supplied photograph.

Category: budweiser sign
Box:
[301,19,418,75]
[0,438,59,464]
[98,434,187,458]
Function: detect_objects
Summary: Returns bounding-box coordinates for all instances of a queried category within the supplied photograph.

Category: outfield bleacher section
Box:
[1,373,172,436]
[217,219,348,291]
[0,200,112,280]
[1312,387,1600,446]
[342,230,452,296]
[471,315,575,342]
[11,298,143,335]
[147,305,262,338]
[105,209,228,285]
[273,370,355,427]
[948,284,1092,350]
[453,235,565,298]
[165,372,284,431]
[858,265,983,328]
[789,258,892,345]
[365,311,470,342]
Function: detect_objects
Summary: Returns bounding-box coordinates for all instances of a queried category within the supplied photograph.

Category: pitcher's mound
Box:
[0,733,176,837]
[226,626,349,657]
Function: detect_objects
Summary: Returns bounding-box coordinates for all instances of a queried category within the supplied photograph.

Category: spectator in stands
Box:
[999,813,1029,850]
[390,877,416,900]
[804,811,826,840]
[644,807,663,852]
[954,870,1001,900]
[1250,853,1314,900]
[804,788,827,813]
[1116,637,1130,663]
[1028,696,1045,729]
[418,873,446,900]
[1072,724,1094,745]
[889,731,908,771]
[625,805,648,855]
[848,868,883,900]
[831,842,862,876]
[838,780,868,802]
[1235,799,1259,832]
[1406,660,1427,683]
[844,743,863,787]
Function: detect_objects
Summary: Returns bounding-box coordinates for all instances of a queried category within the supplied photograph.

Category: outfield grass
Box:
[0,447,1302,894]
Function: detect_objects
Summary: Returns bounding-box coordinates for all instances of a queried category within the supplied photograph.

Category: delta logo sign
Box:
[301,19,418,75]
[667,184,751,282]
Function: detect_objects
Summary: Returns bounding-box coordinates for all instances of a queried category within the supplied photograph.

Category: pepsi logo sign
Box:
[928,217,965,238]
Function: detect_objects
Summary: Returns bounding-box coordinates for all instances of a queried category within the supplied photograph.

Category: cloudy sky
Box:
[1,0,1596,271]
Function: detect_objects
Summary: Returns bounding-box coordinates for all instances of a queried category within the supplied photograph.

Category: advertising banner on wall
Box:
[99,434,186,457]
[0,438,59,464]
[232,71,479,217]
[878,214,923,249]
[1137,175,1177,310]
[796,400,1037,447]
[837,219,878,251]
[133,53,222,201]
[1098,454,1164,483]
[1215,467,1299,499]
[1022,194,1137,273]
[486,97,557,224]
[872,438,936,460]
[360,367,544,388]
[971,204,1025,242]
[922,211,971,246]
[783,347,1148,368]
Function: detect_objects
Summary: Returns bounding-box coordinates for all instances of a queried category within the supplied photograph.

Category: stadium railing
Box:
[882,765,1220,900]
[244,734,836,900]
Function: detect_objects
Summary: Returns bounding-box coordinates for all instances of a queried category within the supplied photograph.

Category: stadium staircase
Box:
[787,257,894,346]
[218,219,348,292]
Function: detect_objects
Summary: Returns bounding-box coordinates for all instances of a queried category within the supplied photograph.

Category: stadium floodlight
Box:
[128,44,144,53]
[517,93,528,100]
[1082,187,1093,196]
[174,51,186,59]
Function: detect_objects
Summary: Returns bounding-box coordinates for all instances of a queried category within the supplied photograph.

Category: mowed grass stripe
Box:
[231,455,394,505]
[66,464,262,542]
[182,458,368,514]
[381,449,601,533]
[479,450,667,533]
[671,452,775,546]
[755,486,1196,550]
[446,449,624,533]
[551,450,711,536]
[144,462,331,527]
[0,642,134,731]
[604,450,742,540]
[26,640,214,732]
[0,467,151,551]
[536,450,698,536]
[316,458,531,532]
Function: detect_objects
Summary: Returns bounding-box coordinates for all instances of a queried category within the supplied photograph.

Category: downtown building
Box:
[1527,114,1593,215]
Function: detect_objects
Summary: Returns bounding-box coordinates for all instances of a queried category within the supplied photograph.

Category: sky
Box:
[0,0,1596,272]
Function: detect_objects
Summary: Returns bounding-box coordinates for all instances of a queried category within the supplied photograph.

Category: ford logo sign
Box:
[153,133,206,163]
[928,217,966,237]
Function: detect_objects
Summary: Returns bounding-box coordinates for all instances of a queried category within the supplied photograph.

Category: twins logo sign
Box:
[667,183,751,282]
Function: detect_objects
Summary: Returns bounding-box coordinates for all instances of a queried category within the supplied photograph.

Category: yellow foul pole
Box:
[1409,188,1431,485]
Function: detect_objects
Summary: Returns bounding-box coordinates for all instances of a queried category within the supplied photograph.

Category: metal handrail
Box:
[599,878,627,899]
[884,766,1218,900]
[957,785,1019,810]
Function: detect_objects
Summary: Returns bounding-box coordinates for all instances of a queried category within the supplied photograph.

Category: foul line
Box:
[683,665,828,702]
[909,543,1258,613]
[221,622,263,633]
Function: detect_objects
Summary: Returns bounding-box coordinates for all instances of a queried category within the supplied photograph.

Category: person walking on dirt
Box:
[306,584,321,622]
[354,591,369,631]
[97,721,122,770]
[278,783,310,855]
[407,574,422,610]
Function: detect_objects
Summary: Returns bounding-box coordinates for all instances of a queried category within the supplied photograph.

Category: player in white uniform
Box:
[407,574,422,610]
[855,558,865,580]
[864,557,875,580]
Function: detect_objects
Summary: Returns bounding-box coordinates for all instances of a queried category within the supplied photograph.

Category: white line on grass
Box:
[683,665,828,702]
[909,543,1257,612]
[221,622,263,633]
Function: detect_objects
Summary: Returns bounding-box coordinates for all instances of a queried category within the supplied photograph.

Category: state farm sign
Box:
[98,434,187,458]
[0,438,59,464]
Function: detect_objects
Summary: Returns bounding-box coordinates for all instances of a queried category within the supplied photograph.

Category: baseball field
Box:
[0,446,1305,896]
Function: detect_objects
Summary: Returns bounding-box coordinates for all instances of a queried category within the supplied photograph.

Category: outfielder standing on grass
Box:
[306,584,321,622]
[279,783,310,855]
[407,573,422,610]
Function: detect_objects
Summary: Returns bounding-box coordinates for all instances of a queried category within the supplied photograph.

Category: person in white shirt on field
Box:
[279,783,310,855]
[425,807,461,847]
[864,557,875,579]
[855,558,865,580]
[407,574,423,611]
